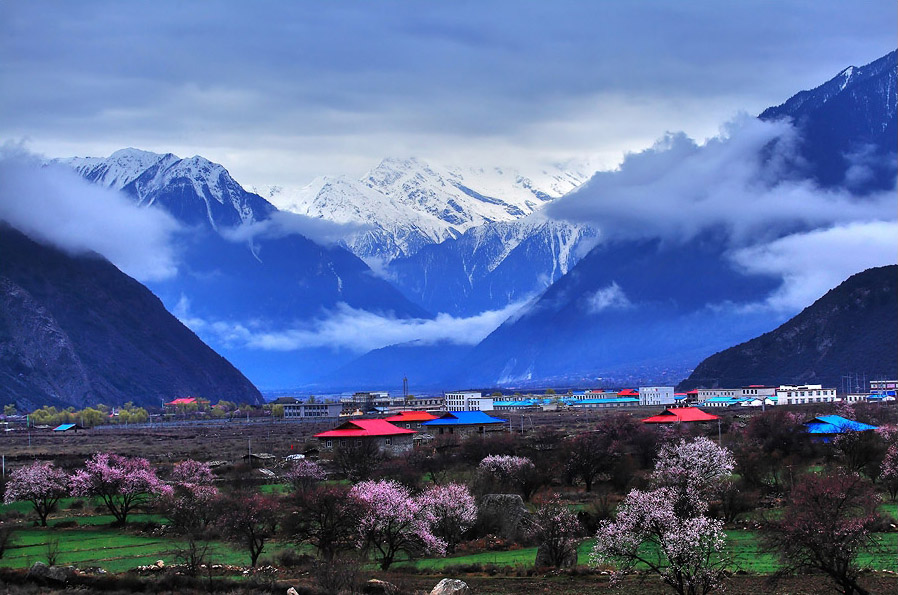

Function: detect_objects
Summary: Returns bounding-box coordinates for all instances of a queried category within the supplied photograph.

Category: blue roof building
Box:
[804,415,877,442]
[422,411,507,435]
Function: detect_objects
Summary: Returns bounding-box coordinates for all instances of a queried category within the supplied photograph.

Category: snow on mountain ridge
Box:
[256,156,592,262]
[58,149,274,230]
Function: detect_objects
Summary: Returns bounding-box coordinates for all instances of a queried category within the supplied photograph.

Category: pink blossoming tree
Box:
[164,459,219,533]
[350,479,446,570]
[219,494,279,567]
[763,470,878,595]
[881,442,898,501]
[3,461,70,526]
[592,437,735,595]
[282,459,327,492]
[70,453,171,525]
[478,454,540,499]
[418,482,477,553]
[592,488,727,595]
[532,493,582,568]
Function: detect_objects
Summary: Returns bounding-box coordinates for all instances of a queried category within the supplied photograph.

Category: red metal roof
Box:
[166,397,197,406]
[641,407,720,423]
[383,411,438,422]
[618,388,639,396]
[315,419,416,438]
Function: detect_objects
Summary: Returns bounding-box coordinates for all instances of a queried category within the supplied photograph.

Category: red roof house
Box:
[315,419,416,453]
[618,388,639,397]
[641,407,720,424]
[384,411,438,423]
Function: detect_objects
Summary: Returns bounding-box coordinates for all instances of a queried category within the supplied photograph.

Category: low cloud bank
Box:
[546,116,897,314]
[175,297,530,353]
[220,209,366,247]
[731,221,898,312]
[0,145,182,281]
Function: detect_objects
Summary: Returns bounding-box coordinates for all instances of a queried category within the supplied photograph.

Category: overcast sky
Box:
[1,1,895,188]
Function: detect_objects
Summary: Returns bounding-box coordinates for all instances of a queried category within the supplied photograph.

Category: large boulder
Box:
[430,578,470,595]
[478,494,529,539]
[27,562,76,585]
[363,578,400,594]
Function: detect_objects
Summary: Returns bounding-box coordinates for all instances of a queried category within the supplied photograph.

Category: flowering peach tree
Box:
[881,442,898,501]
[3,461,70,526]
[164,459,219,533]
[219,494,279,567]
[282,459,327,492]
[591,437,734,595]
[532,493,582,568]
[350,479,446,570]
[70,453,171,525]
[478,454,540,498]
[418,482,477,553]
[763,470,878,595]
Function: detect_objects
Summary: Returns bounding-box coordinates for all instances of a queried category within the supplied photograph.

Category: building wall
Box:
[639,386,675,407]
[444,392,494,412]
[318,434,414,454]
[283,403,343,419]
[775,385,838,406]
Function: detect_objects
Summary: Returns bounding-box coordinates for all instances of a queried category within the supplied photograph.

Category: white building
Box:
[283,402,343,419]
[740,386,777,400]
[775,384,838,406]
[639,386,675,407]
[444,391,494,412]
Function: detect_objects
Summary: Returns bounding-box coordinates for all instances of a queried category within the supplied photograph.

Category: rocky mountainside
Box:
[760,49,896,192]
[678,266,898,390]
[0,224,264,409]
[58,150,431,388]
[386,214,598,316]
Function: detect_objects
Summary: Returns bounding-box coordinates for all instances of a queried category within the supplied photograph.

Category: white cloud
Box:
[220,209,365,247]
[730,221,898,312]
[547,117,896,246]
[177,299,530,353]
[0,145,181,281]
[584,282,632,313]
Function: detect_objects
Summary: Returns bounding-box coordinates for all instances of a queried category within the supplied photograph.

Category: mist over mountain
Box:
[678,265,898,390]
[0,224,263,409]
[40,50,897,392]
[760,50,896,192]
[50,149,433,387]
[446,50,897,387]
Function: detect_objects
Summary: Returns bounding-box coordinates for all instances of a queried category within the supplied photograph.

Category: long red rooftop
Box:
[314,419,416,438]
[383,411,438,422]
[641,407,719,424]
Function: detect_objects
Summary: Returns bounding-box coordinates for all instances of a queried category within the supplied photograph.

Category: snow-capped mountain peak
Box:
[257,156,592,261]
[58,150,275,230]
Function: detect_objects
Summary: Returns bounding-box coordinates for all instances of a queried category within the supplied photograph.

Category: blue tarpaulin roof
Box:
[805,415,877,434]
[52,423,78,432]
[422,411,507,425]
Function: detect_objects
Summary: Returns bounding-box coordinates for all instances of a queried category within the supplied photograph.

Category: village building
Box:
[164,397,210,412]
[566,396,640,409]
[638,386,675,407]
[641,407,720,424]
[775,384,838,406]
[283,401,343,419]
[804,415,877,442]
[444,391,494,412]
[314,419,416,453]
[383,410,439,431]
[421,411,507,436]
